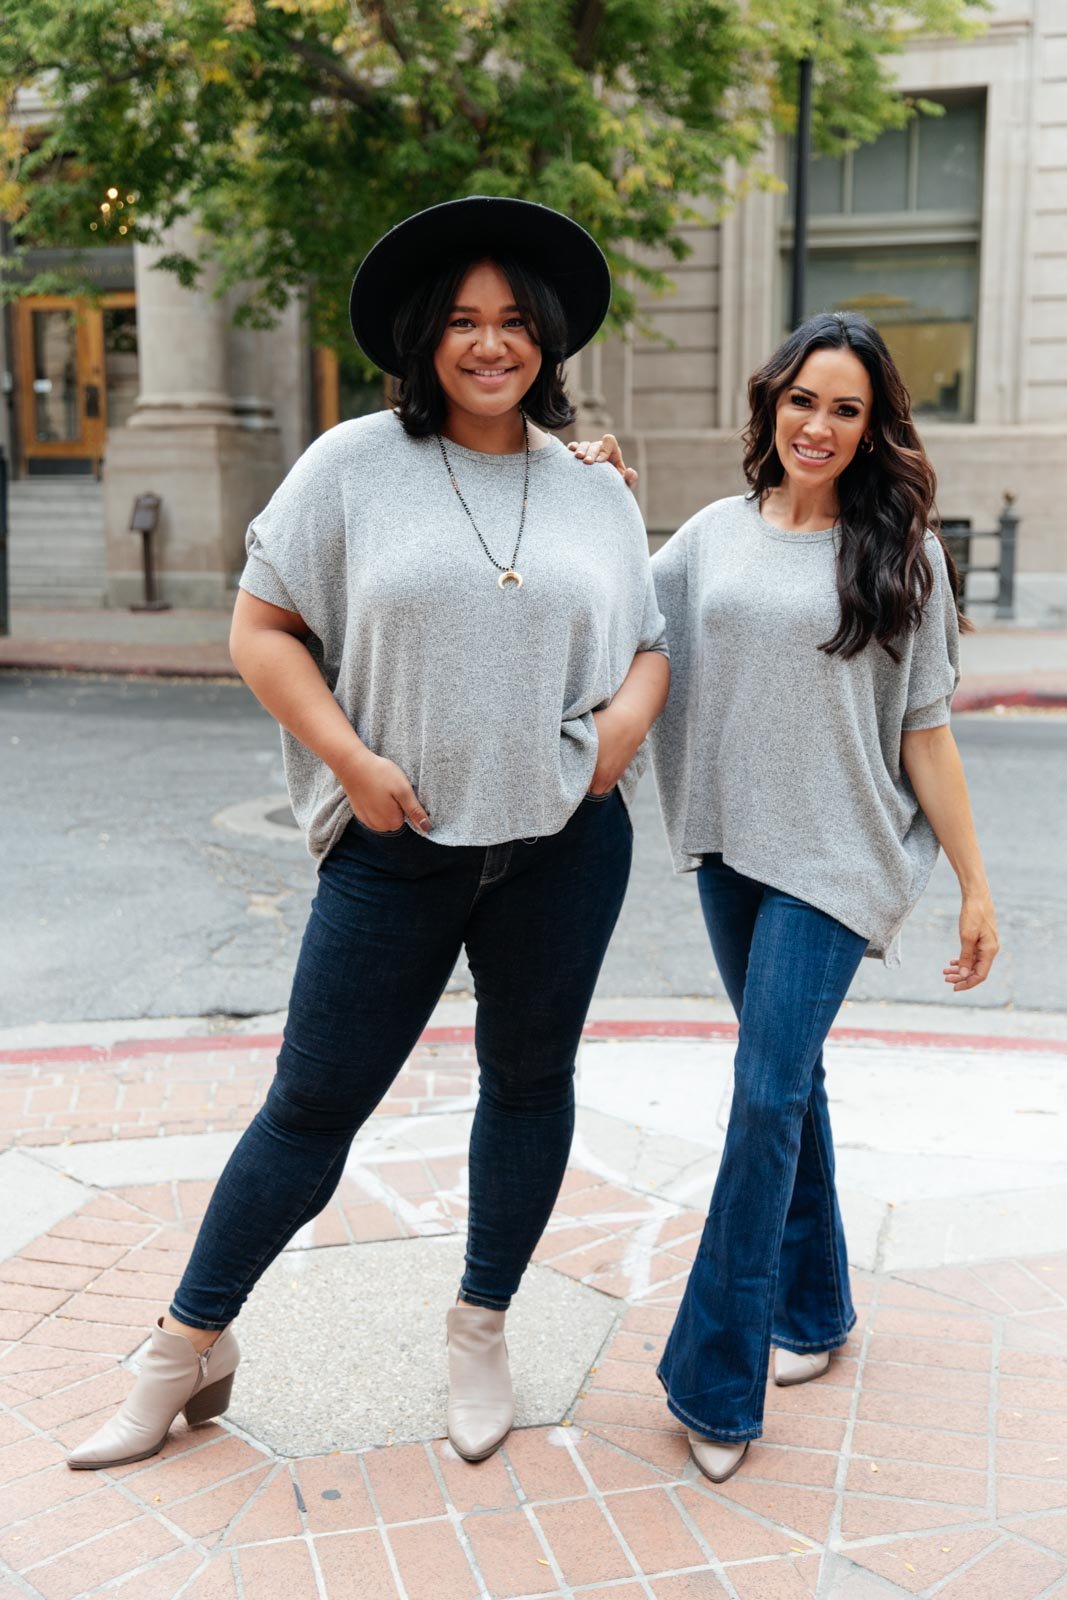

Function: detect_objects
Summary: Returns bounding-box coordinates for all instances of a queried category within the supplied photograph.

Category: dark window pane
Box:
[103,307,139,430]
[852,126,909,213]
[785,136,844,214]
[31,310,79,442]
[809,153,845,215]
[790,243,979,420]
[917,99,983,211]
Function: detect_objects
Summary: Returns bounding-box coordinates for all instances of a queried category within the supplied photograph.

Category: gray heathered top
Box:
[648,493,960,965]
[239,408,666,860]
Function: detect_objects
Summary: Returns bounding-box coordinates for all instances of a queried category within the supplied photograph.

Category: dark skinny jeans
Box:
[169,791,632,1327]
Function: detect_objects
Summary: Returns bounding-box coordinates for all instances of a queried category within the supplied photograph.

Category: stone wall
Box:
[592,0,1067,582]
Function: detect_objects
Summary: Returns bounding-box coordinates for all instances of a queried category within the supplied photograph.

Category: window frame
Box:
[777,90,986,423]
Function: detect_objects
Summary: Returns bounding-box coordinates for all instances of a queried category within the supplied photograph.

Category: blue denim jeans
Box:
[657,855,868,1443]
[170,790,632,1328]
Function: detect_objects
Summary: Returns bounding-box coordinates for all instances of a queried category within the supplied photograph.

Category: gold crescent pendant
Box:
[498,569,523,590]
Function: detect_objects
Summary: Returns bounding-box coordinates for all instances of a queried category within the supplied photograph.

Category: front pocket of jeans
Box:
[353,814,408,837]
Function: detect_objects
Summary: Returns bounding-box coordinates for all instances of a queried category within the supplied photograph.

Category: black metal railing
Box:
[940,493,1018,620]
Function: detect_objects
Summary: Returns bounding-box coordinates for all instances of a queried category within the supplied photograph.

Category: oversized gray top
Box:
[240,409,666,860]
[648,494,960,965]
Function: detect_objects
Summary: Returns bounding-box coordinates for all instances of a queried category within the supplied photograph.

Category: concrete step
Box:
[8,480,107,604]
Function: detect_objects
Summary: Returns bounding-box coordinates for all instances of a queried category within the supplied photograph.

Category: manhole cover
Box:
[212,794,304,842]
[265,805,298,829]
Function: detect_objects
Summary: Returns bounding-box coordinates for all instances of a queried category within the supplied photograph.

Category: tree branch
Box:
[571,0,606,71]
[285,36,384,113]
[451,68,488,133]
[365,1,412,65]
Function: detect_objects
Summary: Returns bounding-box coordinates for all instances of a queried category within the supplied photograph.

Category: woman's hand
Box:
[943,890,999,991]
[567,434,639,489]
[587,651,671,795]
[340,748,431,834]
[899,725,998,995]
[589,702,645,796]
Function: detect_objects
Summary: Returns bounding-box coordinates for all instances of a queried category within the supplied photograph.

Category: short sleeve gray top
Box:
[648,493,960,965]
[239,409,666,861]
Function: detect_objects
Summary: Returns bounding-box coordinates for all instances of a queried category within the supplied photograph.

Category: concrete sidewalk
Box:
[1,606,1067,708]
[0,607,233,680]
[1,1001,1066,1599]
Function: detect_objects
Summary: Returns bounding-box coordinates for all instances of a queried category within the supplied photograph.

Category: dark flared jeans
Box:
[170,791,632,1328]
[658,855,868,1442]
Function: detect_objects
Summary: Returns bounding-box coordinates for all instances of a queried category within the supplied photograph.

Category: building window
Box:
[782,92,985,421]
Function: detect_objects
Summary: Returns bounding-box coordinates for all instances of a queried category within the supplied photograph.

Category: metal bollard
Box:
[995,492,1018,621]
[129,492,170,613]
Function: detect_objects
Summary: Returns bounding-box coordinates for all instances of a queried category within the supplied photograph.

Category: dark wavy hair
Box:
[742,311,968,661]
[392,253,576,438]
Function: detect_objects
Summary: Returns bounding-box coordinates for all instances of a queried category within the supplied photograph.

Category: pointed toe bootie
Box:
[773,1348,831,1388]
[687,1432,748,1484]
[67,1318,239,1470]
[446,1302,514,1462]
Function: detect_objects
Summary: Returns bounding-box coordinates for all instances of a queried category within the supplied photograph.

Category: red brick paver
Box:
[2,1034,1067,1596]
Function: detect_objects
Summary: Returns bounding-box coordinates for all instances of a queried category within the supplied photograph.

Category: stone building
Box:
[2,0,1064,618]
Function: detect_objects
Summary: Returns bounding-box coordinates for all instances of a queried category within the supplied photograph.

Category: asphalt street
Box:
[1,672,1063,1026]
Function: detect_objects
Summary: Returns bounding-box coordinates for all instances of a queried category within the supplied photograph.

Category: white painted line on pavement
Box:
[29,1131,242,1187]
[0,1151,93,1258]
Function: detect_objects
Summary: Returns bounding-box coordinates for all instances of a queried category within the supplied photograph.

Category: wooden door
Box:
[13,296,106,473]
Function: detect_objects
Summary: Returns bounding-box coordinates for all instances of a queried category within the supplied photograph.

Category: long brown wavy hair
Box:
[742,312,968,661]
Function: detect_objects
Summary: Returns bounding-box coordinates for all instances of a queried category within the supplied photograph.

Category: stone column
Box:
[131,220,233,421]
[103,217,283,607]
[227,301,277,432]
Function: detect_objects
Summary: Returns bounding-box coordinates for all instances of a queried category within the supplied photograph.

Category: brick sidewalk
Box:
[2,1038,1067,1599]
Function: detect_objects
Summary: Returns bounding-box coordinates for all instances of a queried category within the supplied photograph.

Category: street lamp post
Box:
[790,54,814,331]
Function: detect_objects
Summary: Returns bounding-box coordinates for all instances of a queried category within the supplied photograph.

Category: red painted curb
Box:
[954,689,1067,712]
[581,1020,1067,1054]
[1,1019,1064,1067]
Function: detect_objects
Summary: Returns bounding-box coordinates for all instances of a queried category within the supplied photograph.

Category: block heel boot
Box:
[446,1303,514,1462]
[773,1348,831,1387]
[687,1433,749,1484]
[67,1317,239,1470]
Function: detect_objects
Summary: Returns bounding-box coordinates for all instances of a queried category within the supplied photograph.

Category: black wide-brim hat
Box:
[349,196,612,378]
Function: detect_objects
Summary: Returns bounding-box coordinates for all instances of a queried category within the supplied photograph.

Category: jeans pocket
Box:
[353,813,408,838]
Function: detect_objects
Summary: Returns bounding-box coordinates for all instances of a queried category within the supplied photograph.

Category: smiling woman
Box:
[570,307,998,1489]
[392,255,576,449]
[65,196,670,1481]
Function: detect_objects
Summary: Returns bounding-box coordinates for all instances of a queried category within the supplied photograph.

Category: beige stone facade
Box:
[2,2,1063,614]
[574,0,1067,615]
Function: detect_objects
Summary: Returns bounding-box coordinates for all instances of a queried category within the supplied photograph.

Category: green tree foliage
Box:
[1,0,981,349]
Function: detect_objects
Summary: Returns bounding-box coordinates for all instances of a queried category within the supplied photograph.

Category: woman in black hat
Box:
[67,199,670,1472]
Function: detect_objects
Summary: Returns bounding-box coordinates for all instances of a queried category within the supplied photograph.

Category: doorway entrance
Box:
[11,292,137,476]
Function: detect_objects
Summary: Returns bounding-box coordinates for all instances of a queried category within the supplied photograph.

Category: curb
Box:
[952,688,1067,711]
[2,1018,1065,1067]
[0,653,1063,707]
[0,649,238,680]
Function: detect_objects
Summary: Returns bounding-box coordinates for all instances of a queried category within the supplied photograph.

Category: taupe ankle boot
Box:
[773,1347,831,1387]
[67,1318,239,1470]
[687,1432,748,1483]
[446,1302,514,1462]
